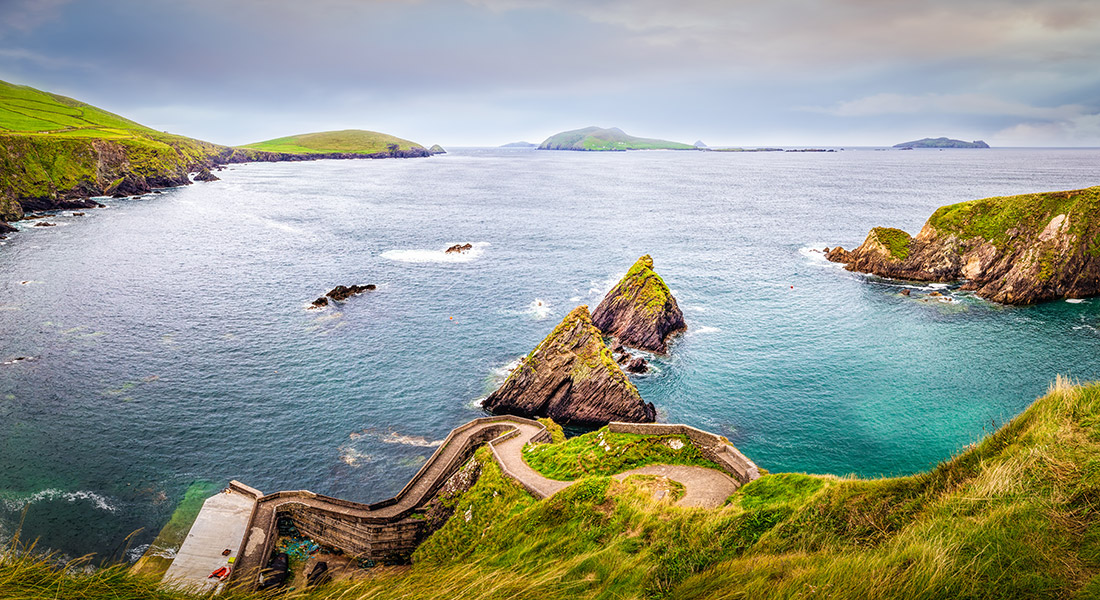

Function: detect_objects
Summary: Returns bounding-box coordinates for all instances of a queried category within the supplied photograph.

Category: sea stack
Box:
[483,305,656,426]
[592,255,686,353]
[826,186,1100,304]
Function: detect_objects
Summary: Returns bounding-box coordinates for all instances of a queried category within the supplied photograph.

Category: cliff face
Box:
[592,255,686,353]
[827,186,1100,304]
[483,305,655,426]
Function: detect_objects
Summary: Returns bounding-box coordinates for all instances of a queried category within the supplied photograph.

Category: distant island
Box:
[241,129,428,155]
[894,137,990,149]
[538,126,695,151]
[500,141,537,148]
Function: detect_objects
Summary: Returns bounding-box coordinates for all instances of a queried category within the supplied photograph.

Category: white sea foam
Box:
[1,489,117,513]
[338,446,371,467]
[569,296,582,302]
[692,326,721,335]
[1066,298,1086,304]
[380,433,444,448]
[382,242,490,263]
[525,298,552,320]
[684,305,706,313]
[799,244,844,268]
[126,544,151,563]
[588,272,625,297]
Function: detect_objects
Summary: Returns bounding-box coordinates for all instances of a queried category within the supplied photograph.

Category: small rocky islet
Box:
[482,305,656,426]
[826,186,1100,304]
[310,284,376,308]
[483,255,686,425]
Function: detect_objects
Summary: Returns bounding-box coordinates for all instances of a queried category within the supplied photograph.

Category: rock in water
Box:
[194,167,220,182]
[826,186,1100,304]
[445,243,473,254]
[591,255,686,353]
[483,305,656,426]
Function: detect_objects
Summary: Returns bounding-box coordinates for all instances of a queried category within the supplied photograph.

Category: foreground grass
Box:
[6,378,1100,599]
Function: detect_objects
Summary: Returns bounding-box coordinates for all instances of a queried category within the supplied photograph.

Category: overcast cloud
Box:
[0,0,1097,146]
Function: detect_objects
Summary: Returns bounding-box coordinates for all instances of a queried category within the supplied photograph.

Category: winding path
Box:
[163,415,757,592]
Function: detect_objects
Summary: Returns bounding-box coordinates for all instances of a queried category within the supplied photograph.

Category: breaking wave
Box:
[382,242,490,263]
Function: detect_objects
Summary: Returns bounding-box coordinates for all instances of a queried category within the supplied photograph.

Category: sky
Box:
[1,0,1099,147]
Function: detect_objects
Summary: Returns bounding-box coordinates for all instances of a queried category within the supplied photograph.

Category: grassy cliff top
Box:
[927,186,1100,249]
[866,227,912,260]
[539,126,695,151]
[0,79,219,152]
[240,129,425,154]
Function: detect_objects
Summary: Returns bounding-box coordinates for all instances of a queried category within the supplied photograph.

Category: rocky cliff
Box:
[482,305,655,426]
[592,255,686,353]
[826,186,1100,304]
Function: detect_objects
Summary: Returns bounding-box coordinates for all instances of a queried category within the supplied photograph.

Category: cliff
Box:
[0,80,432,232]
[592,255,686,352]
[482,305,655,426]
[538,126,695,151]
[826,186,1100,304]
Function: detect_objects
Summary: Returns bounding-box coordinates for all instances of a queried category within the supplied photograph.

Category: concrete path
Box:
[162,489,253,593]
[614,465,738,508]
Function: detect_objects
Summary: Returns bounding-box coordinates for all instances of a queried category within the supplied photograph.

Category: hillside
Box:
[0,81,436,231]
[539,126,695,151]
[7,378,1100,598]
[240,129,428,156]
[894,137,990,148]
[826,186,1100,304]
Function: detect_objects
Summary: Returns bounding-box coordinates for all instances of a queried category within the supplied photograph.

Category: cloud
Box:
[993,113,1100,146]
[808,93,1089,120]
[0,0,71,35]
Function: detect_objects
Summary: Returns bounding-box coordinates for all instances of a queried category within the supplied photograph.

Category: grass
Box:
[868,226,913,260]
[927,186,1100,250]
[8,379,1100,599]
[522,426,720,480]
[600,255,677,321]
[240,130,424,155]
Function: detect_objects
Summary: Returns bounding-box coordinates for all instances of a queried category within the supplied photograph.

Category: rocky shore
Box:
[826,186,1100,304]
[0,136,432,232]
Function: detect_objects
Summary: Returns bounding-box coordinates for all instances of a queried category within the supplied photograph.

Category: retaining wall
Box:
[607,422,760,485]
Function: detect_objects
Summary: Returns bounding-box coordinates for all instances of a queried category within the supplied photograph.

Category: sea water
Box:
[2,147,1100,559]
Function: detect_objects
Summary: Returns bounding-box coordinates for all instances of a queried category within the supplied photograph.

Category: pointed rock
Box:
[483,305,655,426]
[592,255,686,353]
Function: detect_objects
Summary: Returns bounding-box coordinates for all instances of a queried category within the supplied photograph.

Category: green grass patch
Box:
[868,226,912,260]
[928,186,1100,249]
[522,427,720,480]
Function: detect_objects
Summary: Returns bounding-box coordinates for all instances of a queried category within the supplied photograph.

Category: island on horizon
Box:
[893,137,990,149]
[538,126,695,151]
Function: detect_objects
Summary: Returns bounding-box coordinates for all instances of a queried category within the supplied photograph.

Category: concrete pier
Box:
[161,485,257,593]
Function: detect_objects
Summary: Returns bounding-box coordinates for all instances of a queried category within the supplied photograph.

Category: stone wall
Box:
[607,422,760,485]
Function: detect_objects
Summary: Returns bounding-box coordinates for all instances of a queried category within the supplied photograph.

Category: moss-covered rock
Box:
[483,305,655,426]
[591,255,686,353]
[827,186,1100,304]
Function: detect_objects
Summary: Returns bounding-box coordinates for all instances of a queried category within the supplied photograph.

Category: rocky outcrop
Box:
[311,284,376,307]
[483,305,656,426]
[193,167,220,182]
[826,186,1100,304]
[592,255,686,353]
[428,144,446,155]
[445,243,472,254]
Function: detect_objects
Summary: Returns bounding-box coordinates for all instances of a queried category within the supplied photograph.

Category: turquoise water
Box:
[2,147,1100,560]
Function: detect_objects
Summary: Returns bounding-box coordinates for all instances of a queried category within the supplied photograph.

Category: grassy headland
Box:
[6,378,1100,599]
[0,80,431,227]
[240,130,425,155]
[538,126,695,151]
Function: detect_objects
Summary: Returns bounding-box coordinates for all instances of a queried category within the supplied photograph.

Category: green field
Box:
[240,129,425,155]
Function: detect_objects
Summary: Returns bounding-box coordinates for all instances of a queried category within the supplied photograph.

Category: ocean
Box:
[2,146,1099,560]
